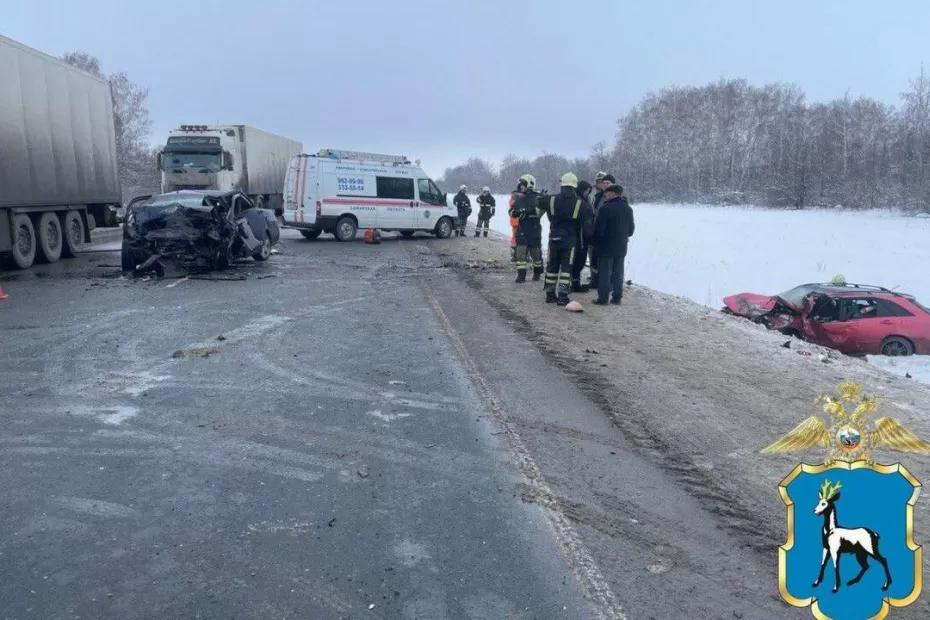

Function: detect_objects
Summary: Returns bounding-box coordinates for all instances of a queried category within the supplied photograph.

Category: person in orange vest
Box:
[508,193,520,261]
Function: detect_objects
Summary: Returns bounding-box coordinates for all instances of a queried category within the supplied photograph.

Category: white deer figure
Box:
[811,479,892,593]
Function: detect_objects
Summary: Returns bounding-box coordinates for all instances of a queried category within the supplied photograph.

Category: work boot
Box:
[474,231,480,238]
[483,231,488,238]
[610,295,622,305]
[556,294,570,306]
[515,270,527,283]
[545,291,558,304]
[591,297,609,306]
[532,268,542,281]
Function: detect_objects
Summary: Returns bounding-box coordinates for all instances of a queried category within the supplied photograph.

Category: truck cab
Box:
[158,126,240,195]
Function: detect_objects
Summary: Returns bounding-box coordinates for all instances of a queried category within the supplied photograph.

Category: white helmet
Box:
[459,184,467,191]
[482,186,490,193]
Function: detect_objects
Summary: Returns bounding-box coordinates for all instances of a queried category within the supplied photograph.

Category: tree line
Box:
[441,73,930,212]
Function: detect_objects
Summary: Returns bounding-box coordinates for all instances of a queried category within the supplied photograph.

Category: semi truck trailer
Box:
[158,125,302,214]
[0,34,122,269]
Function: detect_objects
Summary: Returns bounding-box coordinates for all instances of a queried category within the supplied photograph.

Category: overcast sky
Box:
[4,0,929,177]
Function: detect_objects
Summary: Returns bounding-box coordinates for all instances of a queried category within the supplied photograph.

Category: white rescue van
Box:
[282,149,455,240]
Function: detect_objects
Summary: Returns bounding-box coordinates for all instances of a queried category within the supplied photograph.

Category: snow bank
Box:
[481,197,930,384]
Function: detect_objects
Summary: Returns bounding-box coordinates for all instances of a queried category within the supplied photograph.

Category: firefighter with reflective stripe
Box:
[587,172,615,288]
[453,185,471,237]
[544,173,584,305]
[571,180,595,292]
[475,187,495,238]
[509,174,544,282]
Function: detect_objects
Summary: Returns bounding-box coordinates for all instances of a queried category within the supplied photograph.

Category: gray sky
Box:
[5,0,929,177]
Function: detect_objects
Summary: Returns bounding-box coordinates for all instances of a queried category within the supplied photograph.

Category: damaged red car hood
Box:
[723,292,787,319]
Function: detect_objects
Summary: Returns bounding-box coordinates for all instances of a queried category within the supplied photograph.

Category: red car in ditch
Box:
[723,283,930,356]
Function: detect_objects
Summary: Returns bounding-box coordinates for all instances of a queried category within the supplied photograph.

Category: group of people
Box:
[509,171,634,306]
[452,186,496,238]
[450,172,635,307]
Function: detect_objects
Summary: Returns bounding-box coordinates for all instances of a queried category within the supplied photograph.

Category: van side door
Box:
[375,176,416,230]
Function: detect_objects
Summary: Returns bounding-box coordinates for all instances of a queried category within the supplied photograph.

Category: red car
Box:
[723,283,930,356]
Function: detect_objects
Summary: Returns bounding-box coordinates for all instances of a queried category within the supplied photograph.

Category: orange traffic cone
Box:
[363,228,381,244]
[0,284,8,301]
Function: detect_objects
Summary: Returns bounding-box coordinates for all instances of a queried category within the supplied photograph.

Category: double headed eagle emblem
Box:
[762,380,930,463]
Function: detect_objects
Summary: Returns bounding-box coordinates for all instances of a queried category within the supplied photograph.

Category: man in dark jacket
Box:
[475,187,495,238]
[587,173,615,289]
[508,174,544,283]
[592,184,634,305]
[571,180,595,292]
[543,173,586,305]
[453,185,471,237]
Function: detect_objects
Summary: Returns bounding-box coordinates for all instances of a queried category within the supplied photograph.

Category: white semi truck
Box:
[0,34,122,269]
[158,125,302,214]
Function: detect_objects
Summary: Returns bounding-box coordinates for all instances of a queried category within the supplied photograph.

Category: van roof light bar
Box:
[318,148,410,164]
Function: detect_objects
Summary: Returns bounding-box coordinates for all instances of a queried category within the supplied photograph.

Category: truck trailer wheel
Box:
[37,212,63,263]
[62,210,85,257]
[10,214,36,269]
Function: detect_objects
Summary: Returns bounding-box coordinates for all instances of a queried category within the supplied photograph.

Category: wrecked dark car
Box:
[121,190,279,275]
[723,282,930,356]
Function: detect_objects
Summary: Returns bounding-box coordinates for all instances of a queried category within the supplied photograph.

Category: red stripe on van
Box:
[322,197,413,207]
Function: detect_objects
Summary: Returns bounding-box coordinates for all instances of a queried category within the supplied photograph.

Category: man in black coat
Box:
[452,185,471,237]
[571,180,595,292]
[592,184,635,305]
[587,172,615,289]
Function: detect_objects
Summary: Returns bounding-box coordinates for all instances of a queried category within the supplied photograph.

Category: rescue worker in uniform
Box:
[571,180,595,292]
[475,187,495,238]
[592,183,635,305]
[543,173,586,305]
[453,185,471,237]
[509,174,544,283]
[587,172,615,288]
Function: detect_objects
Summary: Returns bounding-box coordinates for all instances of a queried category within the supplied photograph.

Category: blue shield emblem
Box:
[779,462,922,619]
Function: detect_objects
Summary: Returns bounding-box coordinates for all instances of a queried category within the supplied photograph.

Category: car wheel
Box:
[334,216,357,242]
[434,217,453,239]
[881,336,914,357]
[253,239,272,261]
[400,230,415,239]
[62,210,85,257]
[36,212,63,263]
[300,229,321,240]
[10,213,36,269]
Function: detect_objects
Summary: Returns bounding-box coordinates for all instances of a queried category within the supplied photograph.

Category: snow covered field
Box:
[483,197,930,383]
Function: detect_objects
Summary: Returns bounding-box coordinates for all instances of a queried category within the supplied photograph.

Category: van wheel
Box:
[400,230,415,239]
[881,336,914,357]
[37,212,63,263]
[334,217,357,242]
[434,217,453,239]
[62,210,85,257]
[300,229,321,240]
[11,214,37,269]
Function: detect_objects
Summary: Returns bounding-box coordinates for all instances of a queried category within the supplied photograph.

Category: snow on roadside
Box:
[480,197,930,385]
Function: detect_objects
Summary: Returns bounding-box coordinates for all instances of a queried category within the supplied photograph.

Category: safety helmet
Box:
[594,171,607,181]
[560,172,578,188]
[481,186,490,193]
[518,174,536,190]
[459,184,467,191]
